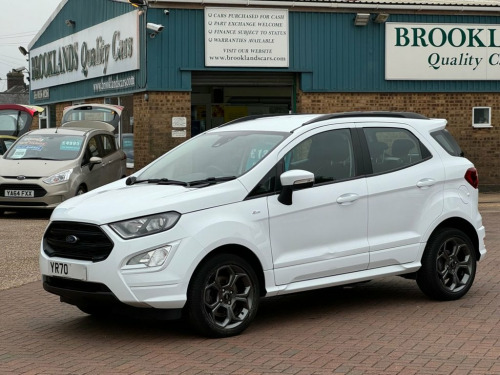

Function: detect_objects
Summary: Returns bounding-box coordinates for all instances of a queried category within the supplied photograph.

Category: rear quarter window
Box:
[431,129,463,157]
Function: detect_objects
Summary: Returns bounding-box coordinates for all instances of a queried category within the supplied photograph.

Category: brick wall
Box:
[133,91,191,170]
[297,91,500,190]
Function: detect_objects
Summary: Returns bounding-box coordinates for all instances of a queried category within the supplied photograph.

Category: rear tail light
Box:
[465,167,479,189]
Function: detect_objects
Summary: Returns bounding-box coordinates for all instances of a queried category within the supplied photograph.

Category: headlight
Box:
[43,169,73,185]
[109,211,181,239]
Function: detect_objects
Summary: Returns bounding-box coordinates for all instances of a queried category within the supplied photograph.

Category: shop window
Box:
[472,107,491,128]
[39,106,49,128]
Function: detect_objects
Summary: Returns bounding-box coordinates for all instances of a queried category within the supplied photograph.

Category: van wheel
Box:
[76,185,87,196]
[186,254,260,337]
[417,228,476,301]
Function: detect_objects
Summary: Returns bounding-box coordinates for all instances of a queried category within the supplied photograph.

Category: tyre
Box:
[186,254,260,337]
[417,228,476,301]
[76,185,87,196]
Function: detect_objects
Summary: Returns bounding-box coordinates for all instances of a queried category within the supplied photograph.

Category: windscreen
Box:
[139,131,288,183]
[5,134,84,161]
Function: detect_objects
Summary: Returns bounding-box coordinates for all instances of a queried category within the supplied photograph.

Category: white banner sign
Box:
[30,11,140,90]
[205,7,289,67]
[386,22,500,80]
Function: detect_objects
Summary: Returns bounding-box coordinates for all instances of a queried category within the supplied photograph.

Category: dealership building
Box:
[27,0,500,189]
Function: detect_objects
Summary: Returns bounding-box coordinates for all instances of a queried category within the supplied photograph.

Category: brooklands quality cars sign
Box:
[29,11,139,90]
[385,22,500,80]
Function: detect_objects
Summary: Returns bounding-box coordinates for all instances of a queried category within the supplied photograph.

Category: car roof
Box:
[211,112,444,134]
[211,114,321,133]
[23,126,108,137]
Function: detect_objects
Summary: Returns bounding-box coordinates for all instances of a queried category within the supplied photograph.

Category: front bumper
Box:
[42,276,182,319]
[0,179,72,209]
[39,222,194,311]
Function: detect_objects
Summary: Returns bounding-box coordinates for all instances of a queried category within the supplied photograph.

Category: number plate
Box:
[5,190,34,198]
[48,261,87,281]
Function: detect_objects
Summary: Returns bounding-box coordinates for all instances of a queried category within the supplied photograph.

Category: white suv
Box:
[39,112,486,337]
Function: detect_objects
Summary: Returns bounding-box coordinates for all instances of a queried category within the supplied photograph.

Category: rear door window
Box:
[364,128,431,174]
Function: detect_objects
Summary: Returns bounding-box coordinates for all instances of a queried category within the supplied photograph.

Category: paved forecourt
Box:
[0,198,499,375]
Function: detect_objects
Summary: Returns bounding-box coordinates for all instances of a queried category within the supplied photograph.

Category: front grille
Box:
[0,183,47,197]
[43,221,114,262]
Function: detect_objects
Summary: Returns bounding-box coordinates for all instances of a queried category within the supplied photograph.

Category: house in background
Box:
[0,70,28,105]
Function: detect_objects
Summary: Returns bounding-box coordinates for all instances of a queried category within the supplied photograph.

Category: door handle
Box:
[416,178,436,189]
[336,193,360,205]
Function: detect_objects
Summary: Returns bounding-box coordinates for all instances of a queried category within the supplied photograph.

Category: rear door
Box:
[359,123,445,268]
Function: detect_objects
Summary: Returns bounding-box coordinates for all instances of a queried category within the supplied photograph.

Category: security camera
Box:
[147,23,164,33]
[164,9,169,15]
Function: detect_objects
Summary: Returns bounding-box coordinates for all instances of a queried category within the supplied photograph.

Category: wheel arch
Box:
[429,217,480,260]
[76,183,88,194]
[188,244,267,298]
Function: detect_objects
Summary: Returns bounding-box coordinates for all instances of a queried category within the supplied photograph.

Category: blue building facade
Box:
[28,0,500,188]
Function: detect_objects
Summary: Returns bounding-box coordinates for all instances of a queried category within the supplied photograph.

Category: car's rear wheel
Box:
[186,254,260,338]
[417,228,476,300]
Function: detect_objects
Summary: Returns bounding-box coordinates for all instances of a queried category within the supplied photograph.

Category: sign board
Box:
[386,23,500,80]
[172,117,187,128]
[30,11,140,90]
[33,88,50,100]
[205,7,289,67]
[172,130,187,138]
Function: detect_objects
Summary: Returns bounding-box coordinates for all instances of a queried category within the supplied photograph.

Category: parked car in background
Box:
[0,104,44,137]
[63,103,133,168]
[40,112,486,337]
[0,135,16,155]
[0,121,126,213]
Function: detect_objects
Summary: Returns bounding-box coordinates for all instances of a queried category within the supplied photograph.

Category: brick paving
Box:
[0,202,499,374]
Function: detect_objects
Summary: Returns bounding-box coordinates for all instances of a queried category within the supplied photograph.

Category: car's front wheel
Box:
[76,185,87,196]
[417,228,476,300]
[186,254,260,337]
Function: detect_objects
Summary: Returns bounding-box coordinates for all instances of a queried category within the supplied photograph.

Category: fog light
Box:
[127,246,171,267]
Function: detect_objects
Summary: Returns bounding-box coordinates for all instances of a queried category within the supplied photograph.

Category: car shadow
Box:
[1,209,53,220]
[41,277,429,340]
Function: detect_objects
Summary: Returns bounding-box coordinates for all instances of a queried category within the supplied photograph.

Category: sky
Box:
[0,0,61,91]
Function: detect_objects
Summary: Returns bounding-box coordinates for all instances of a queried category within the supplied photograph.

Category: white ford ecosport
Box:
[40,112,486,337]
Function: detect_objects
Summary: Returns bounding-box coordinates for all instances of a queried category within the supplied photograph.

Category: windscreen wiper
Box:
[187,176,237,187]
[126,176,188,186]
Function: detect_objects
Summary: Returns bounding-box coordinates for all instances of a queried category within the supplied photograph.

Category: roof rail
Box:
[302,111,429,126]
[219,113,298,127]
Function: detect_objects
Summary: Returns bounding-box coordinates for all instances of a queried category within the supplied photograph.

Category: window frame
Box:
[472,107,492,128]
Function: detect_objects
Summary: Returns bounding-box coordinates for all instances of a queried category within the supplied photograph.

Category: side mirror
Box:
[278,170,314,205]
[89,156,102,171]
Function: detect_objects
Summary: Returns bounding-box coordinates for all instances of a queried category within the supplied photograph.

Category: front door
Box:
[268,127,370,286]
